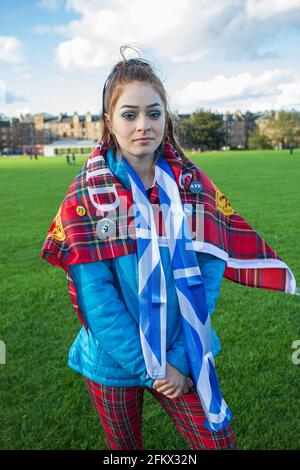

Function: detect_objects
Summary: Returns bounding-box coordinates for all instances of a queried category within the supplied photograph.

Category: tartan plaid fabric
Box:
[84,377,236,450]
[41,138,296,329]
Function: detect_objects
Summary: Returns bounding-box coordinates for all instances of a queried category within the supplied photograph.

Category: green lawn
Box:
[0,149,299,450]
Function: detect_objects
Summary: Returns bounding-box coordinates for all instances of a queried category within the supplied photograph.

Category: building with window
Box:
[222,110,256,149]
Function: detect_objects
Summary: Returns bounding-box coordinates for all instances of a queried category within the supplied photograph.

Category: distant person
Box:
[41,45,297,451]
[71,153,76,165]
[66,154,70,165]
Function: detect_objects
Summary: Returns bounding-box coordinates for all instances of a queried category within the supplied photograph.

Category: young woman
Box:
[41,47,296,450]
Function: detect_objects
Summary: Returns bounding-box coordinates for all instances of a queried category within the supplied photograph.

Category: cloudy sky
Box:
[1,0,300,117]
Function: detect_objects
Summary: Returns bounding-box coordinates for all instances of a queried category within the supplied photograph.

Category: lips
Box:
[134,138,154,142]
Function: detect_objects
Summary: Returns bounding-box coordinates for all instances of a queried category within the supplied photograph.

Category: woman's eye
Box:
[121,111,161,119]
[122,113,135,119]
[149,111,161,119]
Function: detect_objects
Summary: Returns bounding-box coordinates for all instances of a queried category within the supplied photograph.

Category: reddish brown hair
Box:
[100,45,187,161]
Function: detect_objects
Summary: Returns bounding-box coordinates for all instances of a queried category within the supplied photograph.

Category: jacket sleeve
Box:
[166,252,226,376]
[68,259,154,388]
[196,252,226,316]
[197,251,226,356]
[166,336,190,377]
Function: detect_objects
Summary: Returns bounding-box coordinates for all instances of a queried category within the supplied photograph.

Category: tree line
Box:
[248,111,300,150]
[174,109,225,150]
[173,109,300,150]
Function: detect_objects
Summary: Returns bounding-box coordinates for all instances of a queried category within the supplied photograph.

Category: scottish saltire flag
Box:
[125,158,167,380]
[124,154,232,432]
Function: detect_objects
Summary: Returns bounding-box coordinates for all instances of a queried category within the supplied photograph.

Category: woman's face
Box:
[105,81,165,161]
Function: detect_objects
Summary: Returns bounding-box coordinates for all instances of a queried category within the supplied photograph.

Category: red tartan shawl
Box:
[41,139,296,328]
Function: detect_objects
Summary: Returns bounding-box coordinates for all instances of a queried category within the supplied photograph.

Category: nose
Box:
[136,114,151,131]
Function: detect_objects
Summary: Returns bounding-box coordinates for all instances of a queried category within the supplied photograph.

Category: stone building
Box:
[0,118,11,150]
[33,112,102,142]
[0,112,102,151]
[222,110,256,149]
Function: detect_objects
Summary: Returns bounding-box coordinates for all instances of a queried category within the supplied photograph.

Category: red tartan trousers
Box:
[84,377,237,450]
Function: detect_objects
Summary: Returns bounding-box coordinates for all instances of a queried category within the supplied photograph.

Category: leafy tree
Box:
[248,129,272,149]
[265,111,300,148]
[179,110,225,149]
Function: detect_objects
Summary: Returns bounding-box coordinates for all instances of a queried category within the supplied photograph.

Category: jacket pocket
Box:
[78,328,103,370]
[97,347,124,370]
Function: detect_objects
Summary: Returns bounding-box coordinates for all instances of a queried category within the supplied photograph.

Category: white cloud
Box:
[247,101,274,112]
[57,0,191,69]
[246,0,300,20]
[13,65,33,82]
[276,81,300,109]
[0,36,25,64]
[15,107,31,117]
[173,69,300,112]
[20,73,33,81]
[174,69,287,105]
[54,0,300,70]
[57,36,108,68]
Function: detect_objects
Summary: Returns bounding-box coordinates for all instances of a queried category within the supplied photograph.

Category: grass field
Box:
[0,149,299,450]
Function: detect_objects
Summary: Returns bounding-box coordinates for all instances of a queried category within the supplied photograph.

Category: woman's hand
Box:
[182,376,194,394]
[153,363,194,399]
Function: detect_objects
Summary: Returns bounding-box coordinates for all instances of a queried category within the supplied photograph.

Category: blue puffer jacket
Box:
[67,150,226,388]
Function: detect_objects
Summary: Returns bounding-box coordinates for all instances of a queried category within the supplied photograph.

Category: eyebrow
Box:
[119,103,162,109]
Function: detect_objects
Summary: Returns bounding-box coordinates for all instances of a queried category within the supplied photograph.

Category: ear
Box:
[103,112,110,131]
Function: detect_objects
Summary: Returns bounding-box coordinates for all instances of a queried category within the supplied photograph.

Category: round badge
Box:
[76,205,86,216]
[96,218,116,240]
[189,181,203,193]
